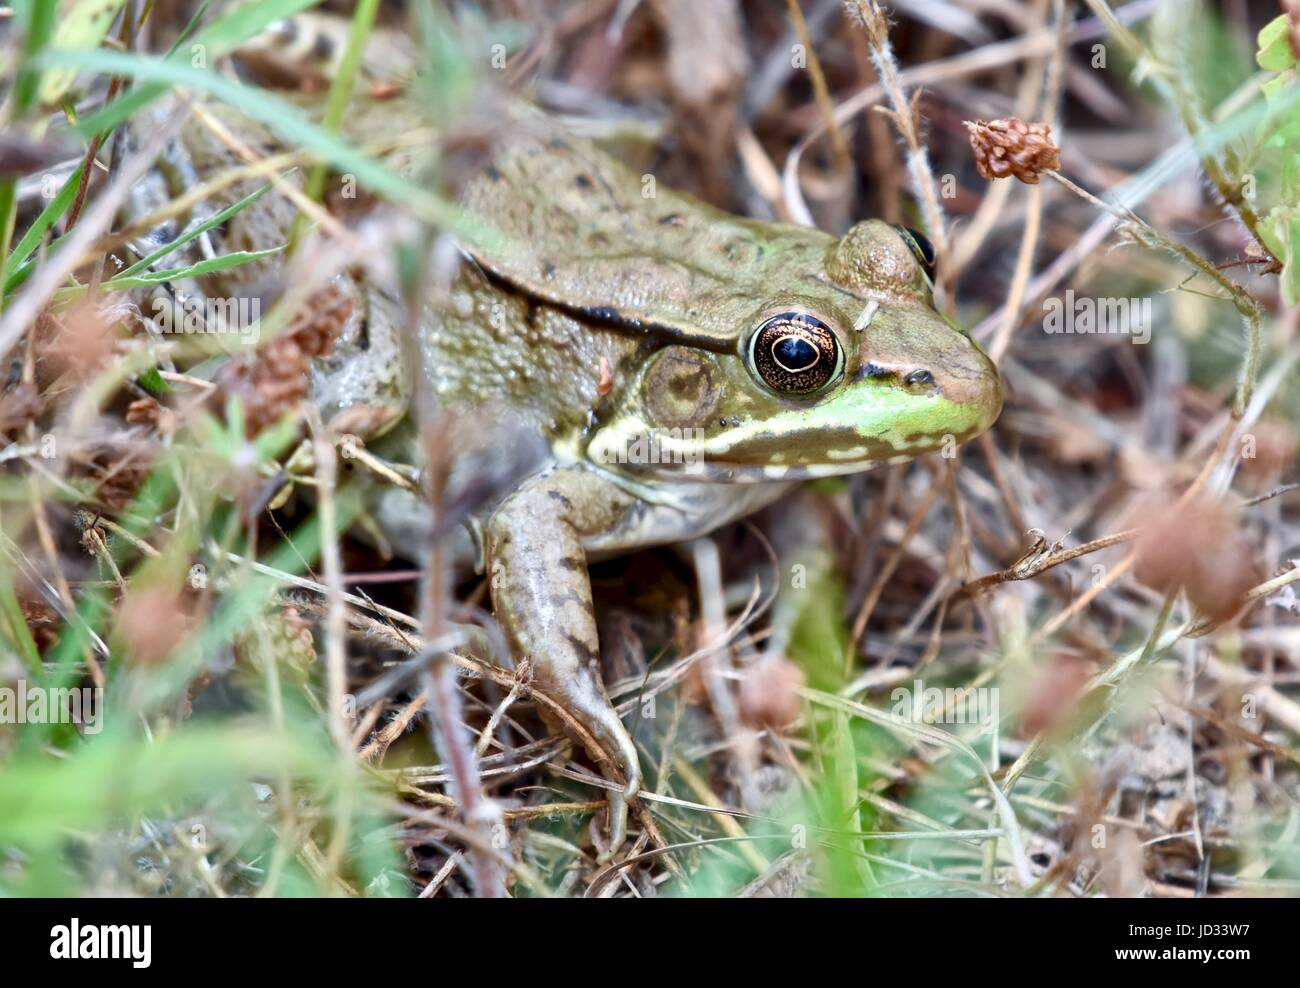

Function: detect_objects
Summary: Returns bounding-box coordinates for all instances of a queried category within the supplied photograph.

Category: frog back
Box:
[459,120,838,352]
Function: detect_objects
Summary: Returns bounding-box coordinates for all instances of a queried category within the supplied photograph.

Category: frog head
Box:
[586,220,1002,482]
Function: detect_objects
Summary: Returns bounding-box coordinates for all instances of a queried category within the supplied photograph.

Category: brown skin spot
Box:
[548,591,587,611]
[564,633,598,663]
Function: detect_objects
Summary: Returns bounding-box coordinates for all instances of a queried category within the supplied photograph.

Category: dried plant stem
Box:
[417,366,506,896]
[1081,0,1273,261]
[358,689,427,761]
[474,668,528,758]
[1042,167,1262,415]
[989,0,1070,363]
[845,0,949,294]
[310,415,355,885]
[785,0,850,170]
[671,755,770,873]
[990,186,1043,364]
[846,473,943,670]
[311,422,350,755]
[960,529,1139,597]
[694,537,758,809]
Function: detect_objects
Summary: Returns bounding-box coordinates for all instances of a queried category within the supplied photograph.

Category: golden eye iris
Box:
[749,311,840,395]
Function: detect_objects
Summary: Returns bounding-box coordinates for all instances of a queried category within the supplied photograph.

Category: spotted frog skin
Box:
[129,23,1003,862]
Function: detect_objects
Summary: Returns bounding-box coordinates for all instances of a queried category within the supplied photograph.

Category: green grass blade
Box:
[70,0,337,140]
[117,181,273,279]
[4,162,84,284]
[53,245,284,299]
[40,49,467,235]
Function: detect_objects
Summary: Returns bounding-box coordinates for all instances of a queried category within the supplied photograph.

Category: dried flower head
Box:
[1132,490,1260,624]
[738,655,805,730]
[125,396,177,438]
[215,282,352,436]
[1017,652,1094,739]
[115,583,197,666]
[20,596,61,654]
[1240,419,1296,478]
[964,117,1061,185]
[35,300,135,387]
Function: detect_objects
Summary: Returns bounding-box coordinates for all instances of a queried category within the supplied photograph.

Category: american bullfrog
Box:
[125,19,1003,862]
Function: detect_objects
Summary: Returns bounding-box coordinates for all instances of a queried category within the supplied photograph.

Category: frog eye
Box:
[749,311,842,396]
[894,225,937,280]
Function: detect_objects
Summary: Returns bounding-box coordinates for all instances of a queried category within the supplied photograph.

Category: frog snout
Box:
[857,322,1003,434]
[926,336,1003,433]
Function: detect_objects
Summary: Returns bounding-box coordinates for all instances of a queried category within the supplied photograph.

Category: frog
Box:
[318,120,1003,858]
[124,18,1003,863]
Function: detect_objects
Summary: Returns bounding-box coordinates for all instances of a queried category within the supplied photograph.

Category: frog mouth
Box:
[604,457,916,484]
[585,426,949,484]
[585,382,999,483]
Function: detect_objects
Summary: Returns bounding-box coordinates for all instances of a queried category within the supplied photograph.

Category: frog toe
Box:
[568,696,641,857]
[596,789,629,864]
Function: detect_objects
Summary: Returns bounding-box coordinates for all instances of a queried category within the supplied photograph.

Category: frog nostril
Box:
[905,369,935,388]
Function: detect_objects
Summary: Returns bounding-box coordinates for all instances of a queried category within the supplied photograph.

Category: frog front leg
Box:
[484,467,641,860]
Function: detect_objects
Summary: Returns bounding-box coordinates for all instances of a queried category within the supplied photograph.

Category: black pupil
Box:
[774,336,817,370]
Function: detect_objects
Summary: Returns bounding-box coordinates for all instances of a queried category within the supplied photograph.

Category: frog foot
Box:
[532,659,641,862]
[582,708,642,864]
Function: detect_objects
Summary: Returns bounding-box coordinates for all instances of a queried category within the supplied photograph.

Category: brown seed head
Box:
[215,282,352,436]
[738,655,805,730]
[115,584,195,666]
[1132,490,1260,624]
[964,117,1061,185]
[1017,652,1094,739]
